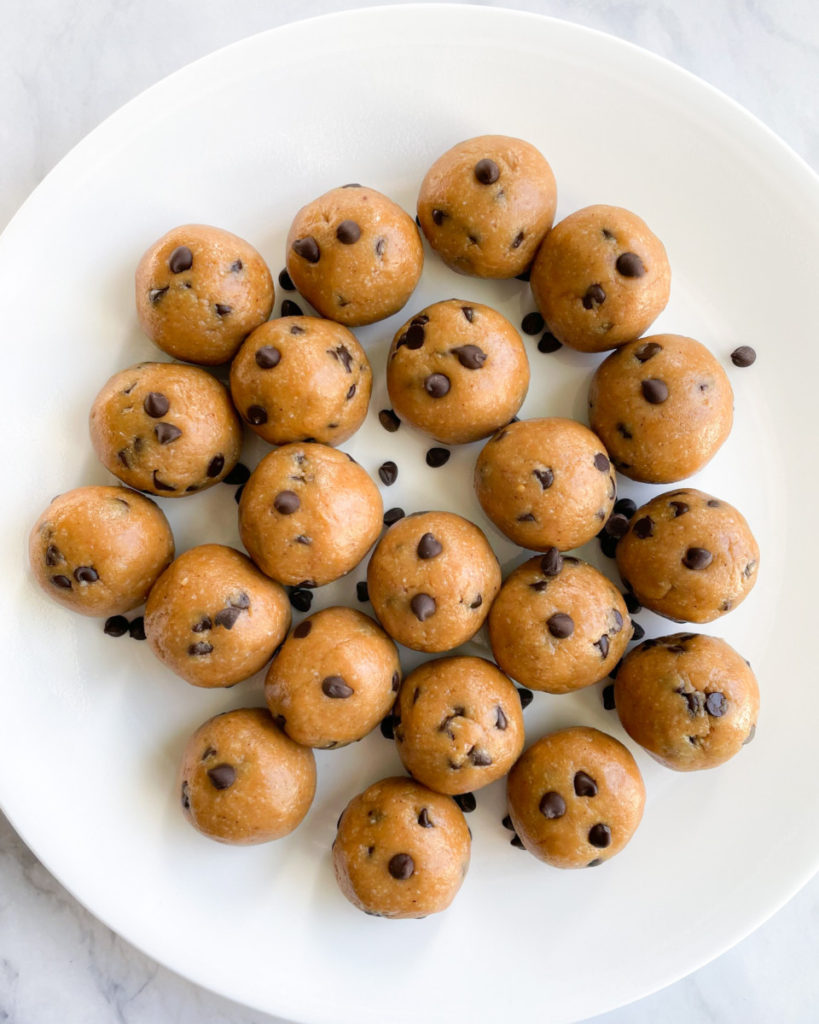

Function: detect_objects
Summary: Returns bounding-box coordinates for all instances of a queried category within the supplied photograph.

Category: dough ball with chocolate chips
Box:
[89,361,242,497]
[588,334,734,482]
[474,418,617,551]
[488,551,631,694]
[135,224,274,365]
[417,135,557,278]
[530,205,671,353]
[285,185,423,327]
[144,544,291,688]
[614,633,759,771]
[394,656,524,795]
[178,708,316,845]
[366,511,501,653]
[616,488,759,623]
[238,442,383,587]
[385,300,530,445]
[28,485,174,617]
[264,607,401,749]
[230,316,371,446]
[333,776,471,919]
[507,726,646,869]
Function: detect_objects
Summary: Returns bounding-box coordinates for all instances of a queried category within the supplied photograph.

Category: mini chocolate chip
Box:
[744,724,756,745]
[289,588,313,612]
[169,246,193,273]
[455,792,477,813]
[548,613,574,638]
[517,687,534,709]
[378,408,401,432]
[670,500,689,517]
[470,748,492,767]
[256,345,281,369]
[374,237,386,256]
[595,634,610,659]
[356,581,369,603]
[104,615,129,637]
[539,792,566,819]
[731,345,756,367]
[45,544,63,567]
[424,373,450,398]
[191,617,212,633]
[744,560,757,578]
[152,471,175,491]
[516,267,532,281]
[391,671,400,692]
[378,461,398,486]
[510,834,525,849]
[274,490,300,515]
[346,383,357,401]
[635,341,662,362]
[207,763,236,790]
[633,516,654,539]
[384,507,405,526]
[278,268,295,290]
[154,422,182,445]
[589,824,611,848]
[322,675,354,699]
[502,815,515,831]
[181,781,190,809]
[234,484,245,504]
[451,344,486,369]
[246,405,268,425]
[215,303,232,317]
[462,306,474,322]
[511,230,525,249]
[538,332,562,353]
[611,610,624,635]
[149,286,168,304]
[431,208,446,225]
[582,284,606,309]
[521,312,545,335]
[615,252,646,277]
[533,467,554,489]
[631,621,645,642]
[594,452,610,472]
[380,714,395,740]
[413,688,422,705]
[642,379,669,404]
[281,299,303,317]
[290,324,305,335]
[706,692,727,717]
[617,422,634,439]
[292,236,320,263]
[188,641,213,655]
[474,158,500,184]
[293,620,312,639]
[74,566,98,583]
[470,595,482,609]
[411,593,436,621]
[207,454,225,478]
[126,616,146,640]
[495,706,508,730]
[336,219,361,244]
[683,547,713,570]
[614,498,637,519]
[417,533,443,559]
[574,771,598,797]
[604,513,630,539]
[426,447,450,468]
[602,683,616,710]
[599,532,619,559]
[143,392,169,418]
[540,548,563,576]
[388,853,415,879]
[417,808,433,828]
[214,606,241,630]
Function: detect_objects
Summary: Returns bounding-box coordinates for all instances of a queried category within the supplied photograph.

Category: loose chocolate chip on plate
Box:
[169,246,193,273]
[256,345,282,369]
[274,490,300,515]
[474,158,500,184]
[234,484,245,504]
[616,252,646,277]
[502,814,515,831]
[378,461,398,486]
[207,763,236,790]
[388,853,415,879]
[424,373,451,398]
[410,593,436,621]
[104,615,129,637]
[380,714,395,740]
[356,581,369,603]
[455,792,477,813]
[288,588,313,613]
[336,219,361,244]
[384,507,405,527]
[582,284,606,309]
[143,392,169,418]
[378,408,401,433]
[731,345,756,367]
[510,834,525,849]
[641,378,669,404]
[292,236,320,263]
[517,687,534,709]
[426,447,450,468]
[547,613,574,638]
[602,683,616,710]
[614,498,637,519]
[604,513,630,538]
[541,547,563,576]
[539,791,566,819]
[631,621,645,642]
[589,823,611,848]
[521,311,545,335]
[223,463,250,487]
[322,675,354,699]
[278,268,295,290]
[417,533,443,559]
[538,332,562,353]
[683,547,713,570]
[281,299,303,317]
[451,344,486,369]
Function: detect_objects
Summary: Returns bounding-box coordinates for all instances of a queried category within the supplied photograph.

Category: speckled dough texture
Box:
[488,553,631,694]
[588,334,734,483]
[144,545,291,688]
[530,204,671,352]
[394,656,524,795]
[135,223,274,365]
[474,417,617,551]
[367,511,501,653]
[89,361,242,497]
[417,134,557,278]
[386,299,530,444]
[507,726,646,869]
[28,485,174,617]
[178,708,316,845]
[286,185,423,326]
[333,776,471,919]
[229,316,371,446]
[264,606,401,749]
[616,488,759,623]
[238,442,383,587]
[614,633,759,771]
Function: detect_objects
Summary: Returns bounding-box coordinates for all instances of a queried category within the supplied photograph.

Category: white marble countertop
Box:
[2,1,818,1022]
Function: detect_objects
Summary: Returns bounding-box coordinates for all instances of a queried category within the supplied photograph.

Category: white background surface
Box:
[1,2,818,1023]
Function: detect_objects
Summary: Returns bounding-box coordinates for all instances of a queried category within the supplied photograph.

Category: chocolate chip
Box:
[281,298,303,317]
[533,467,554,489]
[631,621,645,642]
[206,454,225,479]
[633,516,654,539]
[417,533,443,559]
[540,548,563,576]
[616,252,646,277]
[706,692,727,717]
[502,815,515,831]
[462,306,475,322]
[594,452,610,472]
[104,615,129,637]
[214,606,241,630]
[426,447,450,468]
[731,345,757,367]
[169,246,193,273]
[547,613,574,638]
[274,490,300,515]
[373,237,386,257]
[670,500,689,517]
[417,808,433,828]
[322,675,354,698]
[604,513,630,539]
[641,379,669,404]
[356,581,369,603]
[388,853,415,879]
[73,566,98,584]
[152,471,175,492]
[378,461,398,486]
[495,706,508,730]
[589,824,611,848]
[539,792,566,819]
[521,312,545,335]
[246,405,268,425]
[612,499,635,520]
[292,236,320,263]
[143,392,169,418]
[255,345,282,369]
[188,641,213,656]
[380,714,395,740]
[683,547,713,570]
[336,220,361,244]
[128,616,146,640]
[181,781,190,809]
[595,634,610,659]
[410,593,436,621]
[474,158,500,184]
[538,332,562,353]
[191,617,212,633]
[384,507,405,526]
[511,230,525,249]
[207,763,236,790]
[516,267,531,281]
[470,748,492,767]
[744,724,756,745]
[455,792,476,813]
[451,344,487,369]
[44,544,63,567]
[574,771,598,797]
[517,687,534,709]
[234,484,245,504]
[510,833,525,849]
[214,303,232,317]
[151,422,181,446]
[289,588,312,612]
[582,284,606,309]
[635,341,662,362]
[602,683,616,710]
[616,422,634,440]
[470,595,483,610]
[293,620,312,639]
[431,208,446,226]
[424,373,450,398]
[378,408,401,432]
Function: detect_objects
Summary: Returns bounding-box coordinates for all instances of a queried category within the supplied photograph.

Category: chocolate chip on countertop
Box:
[731,345,756,367]
[278,268,295,291]
[104,615,129,637]
[537,332,562,353]
[128,617,146,640]
[356,581,369,603]
[223,463,250,486]
[378,461,398,486]
[288,588,313,612]
[384,507,405,527]
[426,447,450,468]
[454,792,477,813]
[517,687,534,709]
[378,409,401,433]
[521,311,545,335]
[602,683,616,710]
[281,299,303,317]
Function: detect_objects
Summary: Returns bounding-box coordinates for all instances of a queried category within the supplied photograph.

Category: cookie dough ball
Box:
[417,135,557,278]
[507,727,645,869]
[394,657,524,795]
[178,708,316,845]
[135,224,274,365]
[588,334,734,483]
[238,442,383,587]
[333,777,471,919]
[488,552,630,694]
[89,361,242,497]
[264,607,401,749]
[285,185,423,327]
[386,300,530,445]
[616,488,759,623]
[367,512,501,653]
[614,633,759,771]
[530,205,671,353]
[28,486,174,617]
[230,317,371,446]
[474,418,616,551]
[144,545,291,688]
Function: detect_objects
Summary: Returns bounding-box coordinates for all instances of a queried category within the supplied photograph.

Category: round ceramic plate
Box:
[1,6,817,1023]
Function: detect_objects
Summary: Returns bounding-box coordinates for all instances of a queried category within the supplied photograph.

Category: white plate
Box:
[1,5,818,1022]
